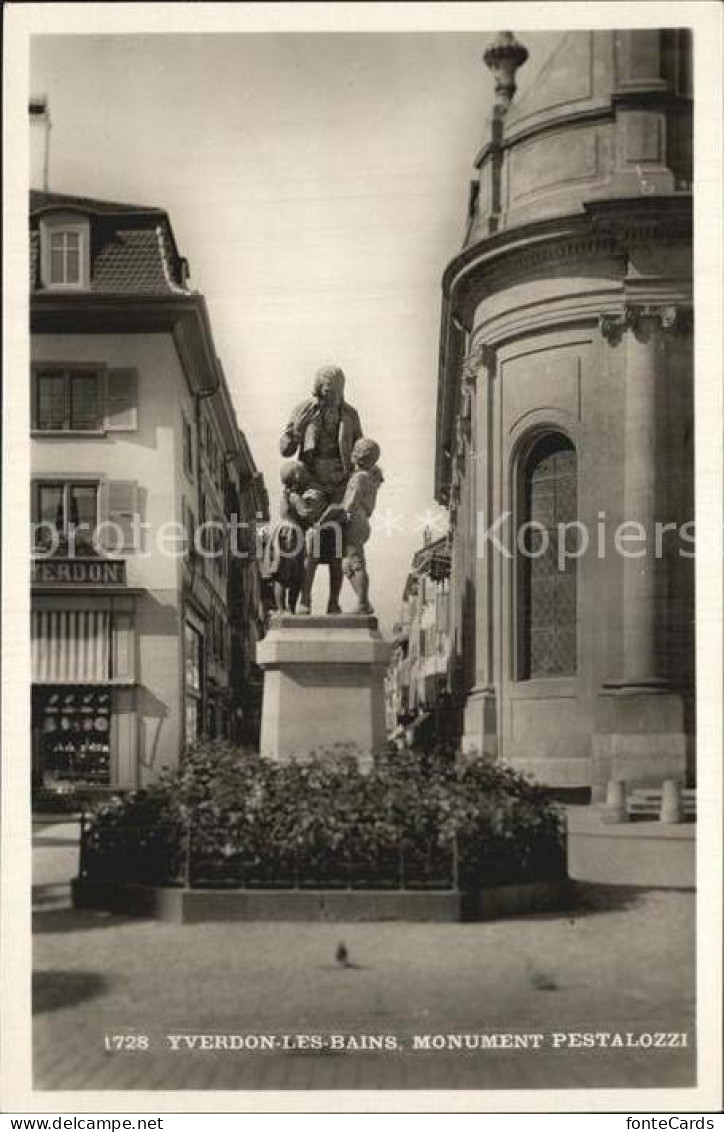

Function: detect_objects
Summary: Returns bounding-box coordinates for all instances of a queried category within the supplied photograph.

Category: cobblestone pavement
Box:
[33,820,695,1093]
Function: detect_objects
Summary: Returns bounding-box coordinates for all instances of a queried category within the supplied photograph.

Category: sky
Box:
[30,29,560,631]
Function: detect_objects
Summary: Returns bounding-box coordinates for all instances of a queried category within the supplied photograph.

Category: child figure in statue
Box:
[341,437,384,615]
[264,461,326,613]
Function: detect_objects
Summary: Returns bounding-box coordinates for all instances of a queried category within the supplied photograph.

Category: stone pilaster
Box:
[461,343,498,760]
[593,303,691,797]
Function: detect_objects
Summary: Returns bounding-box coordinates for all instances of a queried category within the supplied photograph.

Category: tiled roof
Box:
[30,190,189,295]
[91,229,175,294]
[30,189,165,216]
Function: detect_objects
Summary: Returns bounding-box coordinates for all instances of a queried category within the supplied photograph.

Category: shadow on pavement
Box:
[567,881,651,916]
[464,882,647,927]
[33,969,108,1013]
[33,906,143,934]
[504,882,647,924]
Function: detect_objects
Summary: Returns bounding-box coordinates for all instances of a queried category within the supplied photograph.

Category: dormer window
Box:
[39,213,90,290]
[49,229,81,284]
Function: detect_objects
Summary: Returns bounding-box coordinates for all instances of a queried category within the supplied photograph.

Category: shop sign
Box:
[32,558,126,586]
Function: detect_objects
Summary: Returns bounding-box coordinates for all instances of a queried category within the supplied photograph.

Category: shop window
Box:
[185,621,203,745]
[34,367,103,432]
[33,686,111,785]
[517,432,577,680]
[33,480,99,550]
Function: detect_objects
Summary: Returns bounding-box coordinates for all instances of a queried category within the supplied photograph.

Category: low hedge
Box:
[81,743,566,889]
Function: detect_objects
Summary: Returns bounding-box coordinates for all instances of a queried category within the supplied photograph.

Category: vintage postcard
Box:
[2,0,722,1115]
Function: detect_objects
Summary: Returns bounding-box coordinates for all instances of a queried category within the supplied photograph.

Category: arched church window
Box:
[517,432,577,679]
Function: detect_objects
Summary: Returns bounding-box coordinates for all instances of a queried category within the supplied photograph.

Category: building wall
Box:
[438,29,693,791]
[385,540,453,748]
[468,29,692,248]
[454,256,693,789]
[32,331,190,780]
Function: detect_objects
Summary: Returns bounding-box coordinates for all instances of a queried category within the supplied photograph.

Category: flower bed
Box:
[79,743,566,893]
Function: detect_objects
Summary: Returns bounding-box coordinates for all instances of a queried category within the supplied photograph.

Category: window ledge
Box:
[31,430,108,438]
[40,284,90,293]
[509,677,578,699]
[30,677,138,686]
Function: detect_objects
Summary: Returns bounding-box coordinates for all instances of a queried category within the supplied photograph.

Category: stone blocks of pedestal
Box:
[256,614,391,762]
[461,686,498,762]
[591,685,687,801]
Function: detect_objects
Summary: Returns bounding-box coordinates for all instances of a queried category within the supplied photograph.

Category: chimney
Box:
[29,94,51,191]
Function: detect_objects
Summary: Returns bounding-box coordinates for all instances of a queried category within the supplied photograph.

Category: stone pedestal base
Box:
[460,686,498,762]
[256,615,390,763]
[591,685,687,802]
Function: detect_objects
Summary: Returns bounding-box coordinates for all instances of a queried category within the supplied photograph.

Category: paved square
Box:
[33,819,695,1092]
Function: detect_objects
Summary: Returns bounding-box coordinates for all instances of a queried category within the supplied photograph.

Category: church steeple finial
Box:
[483,32,529,109]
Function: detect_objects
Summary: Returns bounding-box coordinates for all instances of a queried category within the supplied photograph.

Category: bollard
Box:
[602,779,629,824]
[660,778,683,824]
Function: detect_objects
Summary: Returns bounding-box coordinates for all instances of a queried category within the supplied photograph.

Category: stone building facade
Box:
[435,30,693,795]
[385,533,454,749]
[30,188,268,792]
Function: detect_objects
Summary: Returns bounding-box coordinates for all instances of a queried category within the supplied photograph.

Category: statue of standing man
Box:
[279,366,363,614]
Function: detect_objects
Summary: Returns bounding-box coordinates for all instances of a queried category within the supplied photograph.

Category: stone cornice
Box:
[454,230,621,331]
[446,198,691,326]
[31,290,222,393]
[583,196,692,247]
[31,290,200,333]
[436,197,691,504]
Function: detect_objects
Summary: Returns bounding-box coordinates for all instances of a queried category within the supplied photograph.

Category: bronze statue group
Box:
[263,366,383,616]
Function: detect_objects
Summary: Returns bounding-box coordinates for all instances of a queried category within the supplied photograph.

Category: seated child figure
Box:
[341,438,384,615]
[264,461,326,613]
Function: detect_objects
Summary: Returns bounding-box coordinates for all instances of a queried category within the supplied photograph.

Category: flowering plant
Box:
[82,741,565,889]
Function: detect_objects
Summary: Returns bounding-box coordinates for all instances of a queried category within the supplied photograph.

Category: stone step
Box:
[626,787,696,818]
[628,792,696,801]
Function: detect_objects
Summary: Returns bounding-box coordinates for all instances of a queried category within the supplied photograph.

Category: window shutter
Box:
[105,369,138,431]
[103,480,139,553]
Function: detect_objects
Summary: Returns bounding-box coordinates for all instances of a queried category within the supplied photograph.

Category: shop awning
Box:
[32,610,110,683]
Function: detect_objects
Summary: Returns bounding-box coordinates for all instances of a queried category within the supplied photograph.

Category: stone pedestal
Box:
[256,615,391,762]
